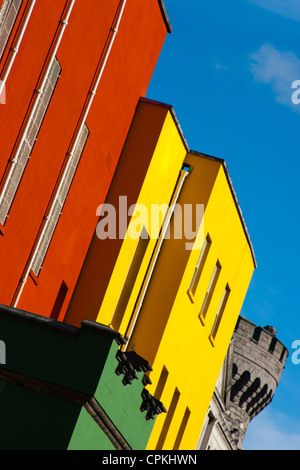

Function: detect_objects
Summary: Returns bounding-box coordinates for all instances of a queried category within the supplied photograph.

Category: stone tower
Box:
[197,316,289,450]
[228,316,289,448]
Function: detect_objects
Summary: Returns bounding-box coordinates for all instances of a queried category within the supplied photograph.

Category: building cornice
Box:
[157,0,172,33]
[190,150,257,269]
[136,98,257,269]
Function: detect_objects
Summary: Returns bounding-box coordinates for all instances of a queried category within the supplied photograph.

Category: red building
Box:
[0,0,171,320]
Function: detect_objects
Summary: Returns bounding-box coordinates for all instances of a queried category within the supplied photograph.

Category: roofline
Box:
[137,98,257,269]
[0,304,126,344]
[157,0,172,33]
[237,315,288,352]
[190,150,257,269]
[139,97,190,152]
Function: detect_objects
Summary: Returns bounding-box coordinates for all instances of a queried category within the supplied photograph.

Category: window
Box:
[198,260,221,325]
[209,283,231,344]
[0,56,61,225]
[230,370,251,402]
[156,388,180,450]
[173,407,190,450]
[154,366,169,401]
[0,0,22,60]
[187,234,211,301]
[30,122,89,276]
[50,280,68,320]
[111,227,149,330]
[197,411,216,450]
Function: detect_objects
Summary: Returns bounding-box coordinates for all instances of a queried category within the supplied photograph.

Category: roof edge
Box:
[189,150,257,269]
[135,99,257,269]
[157,0,172,33]
[0,304,79,335]
[139,97,190,152]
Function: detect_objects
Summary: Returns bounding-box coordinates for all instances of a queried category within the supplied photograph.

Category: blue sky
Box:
[146,0,300,450]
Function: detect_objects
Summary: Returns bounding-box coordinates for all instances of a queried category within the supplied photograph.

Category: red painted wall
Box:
[0,0,169,320]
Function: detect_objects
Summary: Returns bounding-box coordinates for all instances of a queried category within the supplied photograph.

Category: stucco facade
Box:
[66,98,257,450]
[0,0,170,320]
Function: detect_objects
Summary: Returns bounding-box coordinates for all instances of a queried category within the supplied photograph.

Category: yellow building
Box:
[64,97,256,450]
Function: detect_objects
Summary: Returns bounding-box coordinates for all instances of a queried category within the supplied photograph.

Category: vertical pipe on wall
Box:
[64,0,127,170]
[123,165,192,351]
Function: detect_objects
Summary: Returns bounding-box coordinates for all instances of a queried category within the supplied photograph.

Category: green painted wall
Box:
[0,306,156,450]
[95,357,155,449]
[0,380,81,450]
[69,338,155,450]
[68,406,115,450]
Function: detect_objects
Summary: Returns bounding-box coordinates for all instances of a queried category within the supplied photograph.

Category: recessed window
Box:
[154,366,169,402]
[50,281,68,320]
[111,227,149,331]
[156,388,180,450]
[31,122,89,276]
[209,283,231,343]
[197,411,216,450]
[173,407,190,450]
[198,260,221,325]
[188,234,211,301]
[0,0,22,60]
[0,56,61,225]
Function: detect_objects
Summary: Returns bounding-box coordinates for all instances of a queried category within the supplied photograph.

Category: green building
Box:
[0,304,165,450]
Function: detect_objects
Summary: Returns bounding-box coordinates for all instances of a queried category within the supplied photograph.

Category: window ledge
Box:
[0,222,5,236]
[199,313,206,326]
[29,269,39,286]
[187,289,195,303]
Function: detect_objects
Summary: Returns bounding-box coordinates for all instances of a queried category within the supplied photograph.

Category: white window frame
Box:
[31,123,89,276]
[198,260,221,324]
[0,0,22,60]
[210,283,231,342]
[0,56,61,225]
[188,233,211,300]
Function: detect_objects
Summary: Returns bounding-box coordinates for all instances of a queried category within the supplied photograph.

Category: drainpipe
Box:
[62,0,127,160]
[11,0,127,308]
[0,0,37,98]
[0,0,76,209]
[123,164,192,351]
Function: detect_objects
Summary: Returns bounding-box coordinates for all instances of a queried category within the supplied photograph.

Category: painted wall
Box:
[0,304,154,450]
[72,99,256,450]
[138,153,256,450]
[64,99,188,328]
[0,0,169,320]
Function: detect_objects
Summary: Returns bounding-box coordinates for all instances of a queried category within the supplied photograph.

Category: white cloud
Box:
[243,408,300,450]
[249,44,300,113]
[247,0,300,22]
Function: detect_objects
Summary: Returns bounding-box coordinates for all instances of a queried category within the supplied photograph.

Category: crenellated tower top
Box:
[224,316,288,448]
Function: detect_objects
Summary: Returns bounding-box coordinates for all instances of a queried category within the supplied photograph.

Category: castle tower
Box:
[228,316,288,447]
[197,315,288,450]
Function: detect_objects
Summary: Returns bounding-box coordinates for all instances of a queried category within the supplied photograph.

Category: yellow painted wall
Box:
[65,99,187,327]
[93,100,256,450]
[138,153,256,450]
[97,102,188,337]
